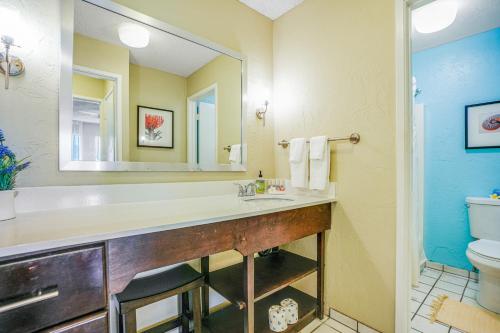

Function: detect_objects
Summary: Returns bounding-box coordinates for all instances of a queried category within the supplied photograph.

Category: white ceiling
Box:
[74,0,221,77]
[239,0,304,20]
[412,0,500,52]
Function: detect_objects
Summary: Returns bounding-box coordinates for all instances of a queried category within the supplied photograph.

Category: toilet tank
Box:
[466,197,500,241]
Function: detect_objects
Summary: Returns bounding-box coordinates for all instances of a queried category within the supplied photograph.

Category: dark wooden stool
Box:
[116,264,204,333]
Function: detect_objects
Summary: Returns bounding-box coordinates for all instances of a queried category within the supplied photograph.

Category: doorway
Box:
[187,84,218,168]
[397,1,500,332]
[72,65,122,162]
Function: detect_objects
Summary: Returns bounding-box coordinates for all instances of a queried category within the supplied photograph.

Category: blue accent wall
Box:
[413,28,500,270]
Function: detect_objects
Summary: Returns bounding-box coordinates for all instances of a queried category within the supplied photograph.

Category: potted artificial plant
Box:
[0,129,30,221]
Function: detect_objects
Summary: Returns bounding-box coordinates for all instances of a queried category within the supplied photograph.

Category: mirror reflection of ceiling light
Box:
[413,0,458,34]
[118,23,150,48]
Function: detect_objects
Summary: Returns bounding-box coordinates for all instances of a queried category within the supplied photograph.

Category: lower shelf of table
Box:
[202,286,317,333]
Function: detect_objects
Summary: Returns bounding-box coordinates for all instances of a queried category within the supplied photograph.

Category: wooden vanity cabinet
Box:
[0,246,107,333]
[0,203,331,333]
[39,311,108,333]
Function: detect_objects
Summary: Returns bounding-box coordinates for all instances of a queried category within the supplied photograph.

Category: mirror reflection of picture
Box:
[137,106,174,148]
[465,101,500,149]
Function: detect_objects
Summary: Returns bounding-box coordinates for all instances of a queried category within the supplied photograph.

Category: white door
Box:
[198,102,217,167]
[101,88,115,161]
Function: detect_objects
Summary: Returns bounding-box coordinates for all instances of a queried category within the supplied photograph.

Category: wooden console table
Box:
[108,203,331,332]
[0,203,331,333]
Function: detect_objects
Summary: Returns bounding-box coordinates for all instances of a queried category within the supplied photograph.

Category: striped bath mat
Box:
[430,295,500,333]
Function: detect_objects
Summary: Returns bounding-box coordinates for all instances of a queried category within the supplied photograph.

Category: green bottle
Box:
[256,170,266,194]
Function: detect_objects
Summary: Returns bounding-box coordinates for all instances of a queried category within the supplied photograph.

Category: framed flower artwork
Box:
[465,101,500,149]
[137,106,174,148]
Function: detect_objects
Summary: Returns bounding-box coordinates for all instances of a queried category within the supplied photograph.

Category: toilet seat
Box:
[468,240,500,262]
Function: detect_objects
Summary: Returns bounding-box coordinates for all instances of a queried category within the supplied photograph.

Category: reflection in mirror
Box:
[62,0,244,171]
[72,69,118,162]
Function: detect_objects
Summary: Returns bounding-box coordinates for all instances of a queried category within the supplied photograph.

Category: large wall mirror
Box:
[60,0,246,171]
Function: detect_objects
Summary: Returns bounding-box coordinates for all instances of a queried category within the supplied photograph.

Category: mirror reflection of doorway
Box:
[71,68,119,162]
[188,85,218,167]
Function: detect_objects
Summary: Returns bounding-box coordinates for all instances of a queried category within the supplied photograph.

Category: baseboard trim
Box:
[424,260,478,280]
[328,307,382,333]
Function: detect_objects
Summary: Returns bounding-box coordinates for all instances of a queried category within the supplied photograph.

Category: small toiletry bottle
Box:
[256,170,266,194]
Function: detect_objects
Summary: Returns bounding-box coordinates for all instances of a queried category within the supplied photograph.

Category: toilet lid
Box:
[468,240,500,261]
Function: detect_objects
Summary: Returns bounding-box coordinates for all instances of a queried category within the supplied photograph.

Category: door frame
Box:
[395,1,434,332]
[187,83,219,166]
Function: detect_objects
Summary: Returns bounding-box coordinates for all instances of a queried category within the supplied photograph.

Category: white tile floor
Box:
[298,316,380,333]
[411,267,483,333]
[297,265,483,333]
[299,317,355,333]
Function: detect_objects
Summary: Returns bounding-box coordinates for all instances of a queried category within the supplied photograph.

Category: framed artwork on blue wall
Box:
[465,101,500,149]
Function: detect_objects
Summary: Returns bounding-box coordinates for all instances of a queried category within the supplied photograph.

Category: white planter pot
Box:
[0,190,17,221]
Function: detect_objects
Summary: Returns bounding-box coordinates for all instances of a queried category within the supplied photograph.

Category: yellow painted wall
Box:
[73,33,131,160]
[129,64,188,163]
[187,55,242,164]
[72,73,106,100]
[273,1,396,332]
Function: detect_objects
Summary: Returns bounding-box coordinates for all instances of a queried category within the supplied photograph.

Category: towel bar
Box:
[277,133,360,149]
[223,146,232,152]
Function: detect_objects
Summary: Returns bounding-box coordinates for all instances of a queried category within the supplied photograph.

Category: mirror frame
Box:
[59,0,247,172]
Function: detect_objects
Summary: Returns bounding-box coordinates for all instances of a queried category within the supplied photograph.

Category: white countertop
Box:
[0,192,335,258]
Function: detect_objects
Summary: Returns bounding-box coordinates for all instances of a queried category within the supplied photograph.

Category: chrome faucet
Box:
[235,183,256,197]
[245,183,256,196]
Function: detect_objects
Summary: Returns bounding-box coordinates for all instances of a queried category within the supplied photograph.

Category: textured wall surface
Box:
[273,0,396,332]
[413,28,500,270]
[0,0,275,186]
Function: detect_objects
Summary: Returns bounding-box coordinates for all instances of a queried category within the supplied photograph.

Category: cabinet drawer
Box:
[41,311,108,333]
[0,246,106,333]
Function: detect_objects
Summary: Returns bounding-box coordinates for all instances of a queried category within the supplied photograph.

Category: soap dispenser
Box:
[256,170,266,194]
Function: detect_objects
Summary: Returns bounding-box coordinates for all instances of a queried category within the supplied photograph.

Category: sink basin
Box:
[242,196,294,202]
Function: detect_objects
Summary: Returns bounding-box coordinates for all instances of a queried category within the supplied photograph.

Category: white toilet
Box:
[466,197,500,314]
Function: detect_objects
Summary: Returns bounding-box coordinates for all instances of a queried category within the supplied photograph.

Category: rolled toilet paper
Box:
[269,305,288,332]
[280,298,299,324]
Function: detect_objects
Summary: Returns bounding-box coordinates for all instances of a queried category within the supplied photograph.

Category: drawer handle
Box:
[0,287,59,314]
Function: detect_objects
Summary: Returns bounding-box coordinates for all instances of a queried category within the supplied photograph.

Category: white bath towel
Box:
[229,144,241,164]
[289,138,308,188]
[309,136,330,190]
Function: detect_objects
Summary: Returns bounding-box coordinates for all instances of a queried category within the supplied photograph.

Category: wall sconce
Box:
[256,100,269,126]
[0,7,25,89]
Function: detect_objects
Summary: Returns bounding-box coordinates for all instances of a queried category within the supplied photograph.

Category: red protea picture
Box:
[138,106,173,148]
[144,114,165,141]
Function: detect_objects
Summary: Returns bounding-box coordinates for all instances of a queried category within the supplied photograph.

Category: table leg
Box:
[317,232,325,319]
[201,256,210,318]
[243,254,255,333]
[193,287,202,333]
[181,292,190,332]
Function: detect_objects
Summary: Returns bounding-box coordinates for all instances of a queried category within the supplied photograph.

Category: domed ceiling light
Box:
[413,0,458,34]
[118,23,150,48]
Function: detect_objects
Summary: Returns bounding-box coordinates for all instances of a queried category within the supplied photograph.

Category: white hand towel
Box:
[309,136,330,190]
[289,138,305,163]
[229,144,241,164]
[289,138,308,188]
[309,136,327,160]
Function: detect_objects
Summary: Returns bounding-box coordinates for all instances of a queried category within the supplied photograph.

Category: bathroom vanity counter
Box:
[0,193,335,258]
[0,186,334,333]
